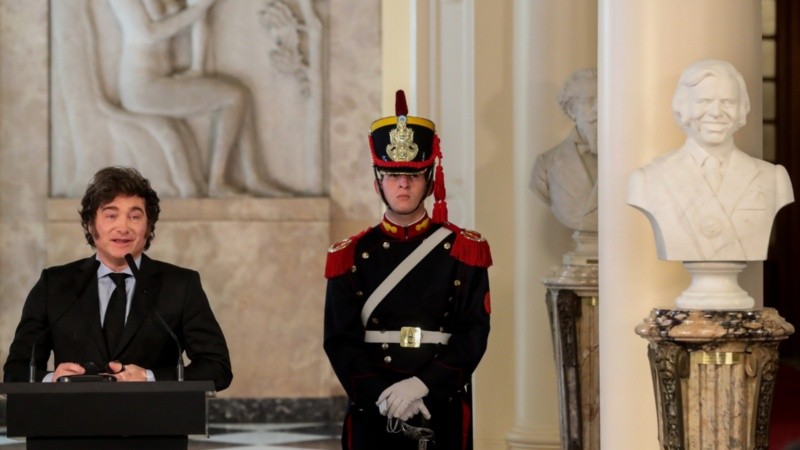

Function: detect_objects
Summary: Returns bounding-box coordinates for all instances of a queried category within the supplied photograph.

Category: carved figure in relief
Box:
[627,59,793,261]
[530,69,598,232]
[108,0,290,197]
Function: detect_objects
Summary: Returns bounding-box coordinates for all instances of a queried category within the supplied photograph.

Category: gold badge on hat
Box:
[386,116,419,162]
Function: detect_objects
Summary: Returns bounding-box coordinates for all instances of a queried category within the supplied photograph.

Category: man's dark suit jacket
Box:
[3,254,232,391]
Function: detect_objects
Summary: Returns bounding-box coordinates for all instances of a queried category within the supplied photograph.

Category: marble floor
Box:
[0,423,341,449]
[2,421,800,449]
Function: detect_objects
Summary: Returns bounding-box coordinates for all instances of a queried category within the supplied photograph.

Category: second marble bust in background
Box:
[530,68,599,233]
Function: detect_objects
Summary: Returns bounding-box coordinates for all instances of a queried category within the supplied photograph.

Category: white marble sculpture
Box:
[109,0,289,197]
[50,0,325,198]
[531,69,598,233]
[531,69,599,287]
[627,59,794,309]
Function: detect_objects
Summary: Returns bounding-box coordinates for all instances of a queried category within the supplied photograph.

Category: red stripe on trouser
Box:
[462,399,472,450]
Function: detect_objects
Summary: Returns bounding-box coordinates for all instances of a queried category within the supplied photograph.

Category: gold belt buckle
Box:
[400,327,421,348]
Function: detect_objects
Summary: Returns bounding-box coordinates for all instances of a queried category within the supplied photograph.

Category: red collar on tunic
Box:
[379,214,432,239]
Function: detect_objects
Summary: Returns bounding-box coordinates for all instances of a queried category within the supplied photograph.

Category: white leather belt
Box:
[364,327,451,348]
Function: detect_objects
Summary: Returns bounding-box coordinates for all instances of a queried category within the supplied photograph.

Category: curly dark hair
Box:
[79,167,161,250]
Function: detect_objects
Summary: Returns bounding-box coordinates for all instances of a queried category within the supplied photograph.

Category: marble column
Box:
[598,1,762,448]
[510,0,597,448]
[635,309,794,449]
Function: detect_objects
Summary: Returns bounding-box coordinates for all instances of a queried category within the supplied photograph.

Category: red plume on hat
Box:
[395,90,409,116]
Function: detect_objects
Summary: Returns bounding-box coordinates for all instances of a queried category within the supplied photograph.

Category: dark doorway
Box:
[765,0,800,359]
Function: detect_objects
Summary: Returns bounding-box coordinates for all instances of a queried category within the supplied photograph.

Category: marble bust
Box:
[531,69,598,232]
[627,59,793,262]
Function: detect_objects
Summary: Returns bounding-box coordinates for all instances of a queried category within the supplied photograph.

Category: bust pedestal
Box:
[545,231,599,287]
[676,261,754,310]
[543,238,599,450]
[635,308,794,449]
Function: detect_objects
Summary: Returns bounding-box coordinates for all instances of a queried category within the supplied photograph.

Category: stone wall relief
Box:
[50,0,325,198]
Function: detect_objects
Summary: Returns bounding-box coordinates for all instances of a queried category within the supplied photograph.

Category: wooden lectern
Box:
[0,381,213,450]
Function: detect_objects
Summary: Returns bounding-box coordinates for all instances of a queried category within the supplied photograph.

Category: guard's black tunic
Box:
[324,214,491,450]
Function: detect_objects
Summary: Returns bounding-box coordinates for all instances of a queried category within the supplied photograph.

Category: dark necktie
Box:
[104,273,129,354]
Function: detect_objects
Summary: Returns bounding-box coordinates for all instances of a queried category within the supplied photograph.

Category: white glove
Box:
[397,398,431,421]
[376,376,429,418]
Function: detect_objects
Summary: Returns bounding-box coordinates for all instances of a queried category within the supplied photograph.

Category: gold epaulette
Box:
[324,228,370,279]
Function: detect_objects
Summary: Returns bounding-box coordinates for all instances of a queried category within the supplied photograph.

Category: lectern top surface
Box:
[0,380,215,395]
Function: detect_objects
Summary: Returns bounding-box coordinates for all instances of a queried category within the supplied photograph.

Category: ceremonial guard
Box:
[324,91,492,449]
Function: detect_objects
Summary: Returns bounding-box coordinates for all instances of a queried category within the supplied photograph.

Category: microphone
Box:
[124,253,185,381]
[28,259,101,382]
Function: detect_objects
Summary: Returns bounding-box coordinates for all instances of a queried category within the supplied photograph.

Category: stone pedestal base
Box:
[544,286,599,450]
[676,261,754,310]
[545,231,599,288]
[543,232,599,450]
[635,308,795,449]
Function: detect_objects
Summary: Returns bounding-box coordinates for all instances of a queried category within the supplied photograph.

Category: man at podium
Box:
[2,166,232,391]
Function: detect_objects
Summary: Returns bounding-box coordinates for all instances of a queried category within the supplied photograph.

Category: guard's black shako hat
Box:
[368,90,449,223]
[370,91,437,173]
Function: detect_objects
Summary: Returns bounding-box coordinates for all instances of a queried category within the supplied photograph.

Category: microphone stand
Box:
[28,260,102,383]
[125,253,185,381]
